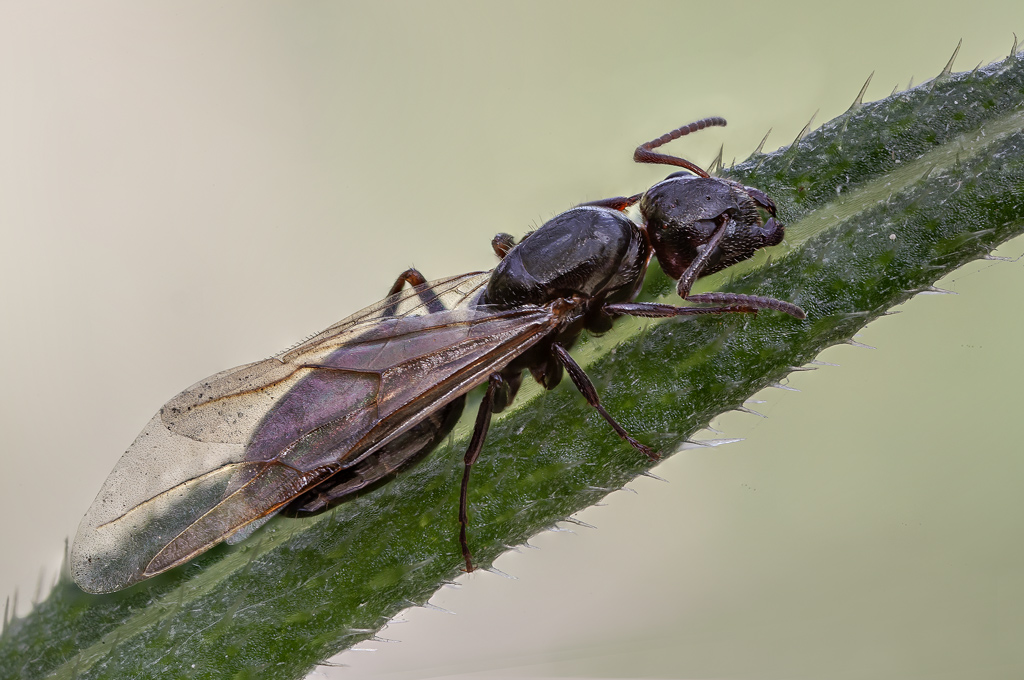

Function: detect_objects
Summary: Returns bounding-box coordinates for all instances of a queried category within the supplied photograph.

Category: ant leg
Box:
[386,268,428,297]
[684,293,805,319]
[675,217,729,299]
[577,193,643,211]
[606,298,805,319]
[384,267,446,317]
[551,343,659,461]
[491,371,522,413]
[667,216,806,318]
[459,373,505,572]
[492,233,516,259]
[605,302,757,317]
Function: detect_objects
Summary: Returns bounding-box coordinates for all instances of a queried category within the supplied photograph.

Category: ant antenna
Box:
[633,117,727,178]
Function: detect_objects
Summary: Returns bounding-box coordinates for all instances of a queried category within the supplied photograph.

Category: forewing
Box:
[71,273,555,592]
[280,271,492,357]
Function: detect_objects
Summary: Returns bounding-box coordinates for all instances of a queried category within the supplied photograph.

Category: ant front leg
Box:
[675,217,729,300]
[605,214,804,319]
[668,217,806,319]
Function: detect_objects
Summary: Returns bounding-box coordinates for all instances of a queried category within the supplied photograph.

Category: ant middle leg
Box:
[551,343,659,461]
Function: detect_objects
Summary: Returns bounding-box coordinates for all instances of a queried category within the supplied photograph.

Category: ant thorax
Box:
[483,206,648,310]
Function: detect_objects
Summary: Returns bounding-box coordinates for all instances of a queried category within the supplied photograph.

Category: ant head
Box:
[632,117,784,281]
[640,177,783,280]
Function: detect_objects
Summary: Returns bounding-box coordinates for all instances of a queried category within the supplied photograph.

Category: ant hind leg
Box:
[386,268,428,297]
[384,267,447,316]
[459,373,505,572]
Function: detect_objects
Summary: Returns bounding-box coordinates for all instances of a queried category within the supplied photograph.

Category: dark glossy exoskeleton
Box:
[642,177,783,281]
[71,117,804,593]
[634,117,786,297]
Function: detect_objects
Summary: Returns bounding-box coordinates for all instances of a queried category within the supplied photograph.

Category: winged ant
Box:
[71,117,804,592]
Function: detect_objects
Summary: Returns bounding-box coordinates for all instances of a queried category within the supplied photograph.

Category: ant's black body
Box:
[294,117,805,571]
[71,117,807,593]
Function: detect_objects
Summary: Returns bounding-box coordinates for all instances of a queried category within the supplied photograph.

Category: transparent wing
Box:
[71,272,557,593]
[280,271,493,356]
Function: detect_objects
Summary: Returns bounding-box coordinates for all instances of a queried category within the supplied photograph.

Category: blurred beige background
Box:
[1,2,1023,679]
